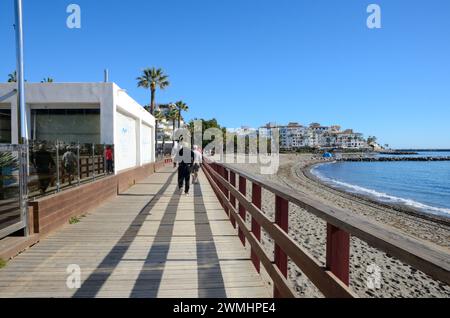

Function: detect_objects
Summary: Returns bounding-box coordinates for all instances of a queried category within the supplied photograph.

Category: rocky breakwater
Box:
[338,156,450,162]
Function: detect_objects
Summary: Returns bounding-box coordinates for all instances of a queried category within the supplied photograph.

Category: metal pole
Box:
[92,144,95,181]
[56,141,60,192]
[14,0,27,144]
[104,69,109,82]
[103,144,106,175]
[14,0,29,236]
[77,143,81,186]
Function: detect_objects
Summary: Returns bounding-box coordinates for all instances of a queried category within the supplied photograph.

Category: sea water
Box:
[312,152,450,218]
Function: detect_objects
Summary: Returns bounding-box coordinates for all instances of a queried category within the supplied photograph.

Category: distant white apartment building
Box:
[279,123,309,149]
[261,122,368,150]
[335,130,367,149]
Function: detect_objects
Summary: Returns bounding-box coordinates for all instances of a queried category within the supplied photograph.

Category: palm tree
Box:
[166,106,178,142]
[367,136,378,145]
[136,68,170,115]
[41,77,54,83]
[7,71,17,83]
[174,100,188,129]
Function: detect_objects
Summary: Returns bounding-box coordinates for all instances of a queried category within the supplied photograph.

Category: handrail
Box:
[202,159,450,298]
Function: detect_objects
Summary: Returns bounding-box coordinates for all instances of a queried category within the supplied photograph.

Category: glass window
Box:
[0,109,11,144]
[31,108,100,144]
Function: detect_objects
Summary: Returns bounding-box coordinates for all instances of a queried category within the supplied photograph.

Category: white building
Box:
[261,122,368,150]
[0,82,156,173]
[335,130,367,149]
[279,123,312,150]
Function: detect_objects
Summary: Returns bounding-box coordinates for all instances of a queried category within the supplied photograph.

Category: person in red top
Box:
[105,146,114,174]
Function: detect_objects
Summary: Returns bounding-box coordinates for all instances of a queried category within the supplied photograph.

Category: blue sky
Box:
[1,0,449,148]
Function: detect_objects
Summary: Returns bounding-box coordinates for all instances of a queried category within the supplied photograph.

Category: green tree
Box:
[7,71,17,83]
[188,118,226,149]
[367,136,378,144]
[166,106,178,142]
[137,68,170,115]
[174,100,189,129]
[41,77,54,83]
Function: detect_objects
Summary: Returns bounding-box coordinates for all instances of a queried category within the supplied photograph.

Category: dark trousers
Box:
[106,160,113,174]
[178,165,191,193]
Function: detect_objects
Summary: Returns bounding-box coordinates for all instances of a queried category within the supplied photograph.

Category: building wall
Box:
[141,123,153,164]
[115,110,138,171]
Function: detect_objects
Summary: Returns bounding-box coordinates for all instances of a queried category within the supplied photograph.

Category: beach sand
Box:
[230,154,450,298]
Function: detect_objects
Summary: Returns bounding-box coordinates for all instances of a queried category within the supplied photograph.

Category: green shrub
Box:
[69,216,81,224]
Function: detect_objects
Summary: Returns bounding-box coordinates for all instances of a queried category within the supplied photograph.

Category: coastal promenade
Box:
[0,167,270,298]
[0,158,448,298]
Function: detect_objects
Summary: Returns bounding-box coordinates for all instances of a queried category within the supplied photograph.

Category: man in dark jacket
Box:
[32,144,56,194]
[175,138,195,196]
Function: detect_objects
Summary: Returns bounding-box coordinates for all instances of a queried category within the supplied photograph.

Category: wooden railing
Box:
[202,159,450,298]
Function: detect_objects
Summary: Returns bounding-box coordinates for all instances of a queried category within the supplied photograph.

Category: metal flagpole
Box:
[14,0,29,236]
[14,0,27,144]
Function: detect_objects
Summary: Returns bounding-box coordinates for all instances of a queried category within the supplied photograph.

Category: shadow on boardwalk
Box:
[73,172,177,297]
[74,171,226,298]
[194,182,226,297]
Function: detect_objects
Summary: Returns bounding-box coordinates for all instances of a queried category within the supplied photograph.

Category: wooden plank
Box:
[326,223,350,285]
[251,183,261,273]
[274,195,288,298]
[238,176,246,245]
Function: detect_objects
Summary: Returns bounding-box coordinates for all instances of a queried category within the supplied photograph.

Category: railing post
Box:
[326,224,350,285]
[77,144,80,186]
[103,144,106,175]
[222,167,229,217]
[229,171,236,228]
[215,164,223,208]
[238,176,246,245]
[56,141,60,192]
[251,183,261,273]
[92,144,95,181]
[274,195,288,298]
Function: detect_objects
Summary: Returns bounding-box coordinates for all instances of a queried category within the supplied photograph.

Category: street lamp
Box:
[14,0,27,144]
[14,0,28,236]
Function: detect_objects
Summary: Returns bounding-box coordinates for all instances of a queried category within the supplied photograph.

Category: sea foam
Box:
[311,163,450,217]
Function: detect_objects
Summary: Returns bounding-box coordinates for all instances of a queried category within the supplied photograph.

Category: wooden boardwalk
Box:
[0,167,270,298]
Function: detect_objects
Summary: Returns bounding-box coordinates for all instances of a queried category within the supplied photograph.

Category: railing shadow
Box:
[72,171,176,298]
[129,179,182,297]
[193,181,227,297]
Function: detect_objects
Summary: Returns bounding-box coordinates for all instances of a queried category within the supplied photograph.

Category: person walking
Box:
[192,145,202,184]
[62,146,77,185]
[105,146,114,174]
[32,143,56,194]
[175,138,194,196]
[171,140,181,168]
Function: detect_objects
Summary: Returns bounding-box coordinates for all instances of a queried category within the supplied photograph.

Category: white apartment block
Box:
[261,122,368,150]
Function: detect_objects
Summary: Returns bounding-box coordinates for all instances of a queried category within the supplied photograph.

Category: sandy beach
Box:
[231,154,450,298]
